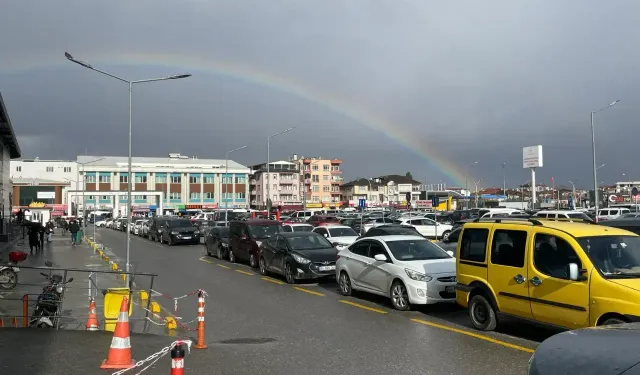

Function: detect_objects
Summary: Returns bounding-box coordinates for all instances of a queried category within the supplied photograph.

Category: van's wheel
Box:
[390,281,411,311]
[259,256,268,275]
[442,230,451,240]
[249,253,258,268]
[228,249,236,263]
[468,294,498,331]
[602,317,627,325]
[338,271,352,296]
[284,262,296,284]
[216,246,223,260]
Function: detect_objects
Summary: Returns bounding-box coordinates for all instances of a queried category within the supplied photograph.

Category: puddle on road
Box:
[217,338,276,345]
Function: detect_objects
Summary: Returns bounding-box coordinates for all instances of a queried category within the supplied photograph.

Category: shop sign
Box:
[305,203,323,208]
[29,202,46,208]
[186,204,202,209]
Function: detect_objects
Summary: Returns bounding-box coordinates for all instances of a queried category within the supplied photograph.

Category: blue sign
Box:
[431,196,440,207]
[358,198,366,208]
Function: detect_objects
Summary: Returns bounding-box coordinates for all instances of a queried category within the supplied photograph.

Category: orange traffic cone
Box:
[100,297,135,369]
[85,298,99,331]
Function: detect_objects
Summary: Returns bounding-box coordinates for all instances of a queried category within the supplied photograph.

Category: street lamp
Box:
[474,178,483,208]
[224,146,247,222]
[591,100,620,218]
[465,161,478,209]
[66,52,191,284]
[501,162,507,199]
[568,180,577,208]
[78,157,106,243]
[266,127,295,213]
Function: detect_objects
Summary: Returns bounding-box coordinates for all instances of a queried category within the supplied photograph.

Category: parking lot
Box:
[92,225,564,375]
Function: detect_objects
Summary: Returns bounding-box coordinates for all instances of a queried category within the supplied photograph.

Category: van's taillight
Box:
[336,254,340,261]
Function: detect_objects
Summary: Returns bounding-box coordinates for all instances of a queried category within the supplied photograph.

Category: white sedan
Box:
[396,218,452,239]
[336,235,456,310]
[312,225,359,250]
[281,223,314,232]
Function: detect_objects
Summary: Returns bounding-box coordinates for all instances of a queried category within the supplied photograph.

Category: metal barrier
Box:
[0,263,157,331]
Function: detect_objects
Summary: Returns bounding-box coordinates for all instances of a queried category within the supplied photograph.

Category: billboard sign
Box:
[37,191,56,199]
[523,145,543,168]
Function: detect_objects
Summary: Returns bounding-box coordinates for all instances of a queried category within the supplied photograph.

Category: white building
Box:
[73,153,250,216]
[10,158,78,205]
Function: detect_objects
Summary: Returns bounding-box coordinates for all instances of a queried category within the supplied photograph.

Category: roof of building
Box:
[342,178,384,188]
[343,174,422,188]
[77,155,248,170]
[11,177,71,185]
[0,93,21,159]
[13,158,76,163]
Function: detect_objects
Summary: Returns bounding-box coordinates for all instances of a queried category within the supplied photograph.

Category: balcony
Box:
[249,179,257,185]
[251,190,257,195]
[304,178,311,184]
[331,170,342,175]
[330,191,341,195]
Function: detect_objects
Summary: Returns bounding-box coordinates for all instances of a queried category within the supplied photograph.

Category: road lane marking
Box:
[293,287,325,296]
[410,318,535,353]
[339,300,388,314]
[199,257,214,264]
[261,277,285,285]
[217,264,231,269]
[235,269,254,276]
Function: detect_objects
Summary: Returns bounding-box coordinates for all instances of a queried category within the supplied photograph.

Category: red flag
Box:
[550,177,554,183]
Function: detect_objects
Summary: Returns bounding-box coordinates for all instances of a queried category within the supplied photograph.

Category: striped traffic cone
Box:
[85,298,99,331]
[100,297,135,369]
[193,291,208,349]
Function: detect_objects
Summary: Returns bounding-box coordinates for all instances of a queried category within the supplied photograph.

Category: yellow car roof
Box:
[539,220,637,237]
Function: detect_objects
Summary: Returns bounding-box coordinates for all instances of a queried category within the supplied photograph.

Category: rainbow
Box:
[1,51,468,186]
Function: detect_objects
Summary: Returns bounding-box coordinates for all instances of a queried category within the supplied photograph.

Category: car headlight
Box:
[56,286,63,293]
[194,230,200,234]
[171,231,178,235]
[221,242,228,247]
[405,268,432,282]
[292,254,311,264]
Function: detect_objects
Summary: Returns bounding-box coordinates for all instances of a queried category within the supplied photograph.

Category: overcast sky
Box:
[1,0,639,189]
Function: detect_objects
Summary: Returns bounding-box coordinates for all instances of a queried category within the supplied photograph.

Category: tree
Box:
[405,172,413,180]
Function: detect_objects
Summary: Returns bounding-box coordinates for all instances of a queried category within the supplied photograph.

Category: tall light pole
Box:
[78,157,106,230]
[568,180,577,208]
[224,145,246,222]
[66,52,191,284]
[266,127,294,213]
[465,161,478,209]
[474,178,483,208]
[591,100,620,219]
[501,162,506,199]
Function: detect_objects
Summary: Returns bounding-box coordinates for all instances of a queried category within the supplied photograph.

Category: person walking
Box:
[61,219,68,235]
[38,222,46,248]
[28,224,40,254]
[45,220,55,243]
[69,219,80,247]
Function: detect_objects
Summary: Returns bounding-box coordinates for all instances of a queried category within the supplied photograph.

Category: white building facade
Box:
[11,159,78,205]
[74,154,250,215]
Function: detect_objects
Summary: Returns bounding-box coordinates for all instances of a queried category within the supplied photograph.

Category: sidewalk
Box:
[0,230,163,334]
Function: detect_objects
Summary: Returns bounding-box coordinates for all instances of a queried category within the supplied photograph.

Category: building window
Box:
[86,174,96,183]
[101,195,109,200]
[46,167,54,172]
[235,176,246,184]
[312,175,319,182]
[134,195,147,200]
[222,176,233,184]
[99,174,111,183]
[203,175,214,184]
[171,175,181,184]
[323,164,329,171]
[323,186,330,192]
[135,174,147,183]
[169,192,181,200]
[312,165,319,171]
[204,192,214,200]
[312,185,319,192]
[120,174,128,183]
[189,175,201,184]
[156,175,167,184]
[236,192,246,199]
[88,195,94,200]
[272,174,277,180]
[190,192,201,200]
[312,196,320,202]
[323,175,329,181]
[293,195,297,200]
[273,195,278,201]
[15,166,21,172]
[64,167,71,173]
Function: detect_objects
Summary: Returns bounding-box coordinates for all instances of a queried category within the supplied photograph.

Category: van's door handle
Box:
[530,276,542,286]
[513,274,525,284]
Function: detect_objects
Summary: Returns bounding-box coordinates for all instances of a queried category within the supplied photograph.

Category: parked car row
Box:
[102,216,201,246]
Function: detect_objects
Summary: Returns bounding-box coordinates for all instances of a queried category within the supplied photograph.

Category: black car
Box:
[204,227,230,259]
[359,224,421,238]
[194,220,216,237]
[160,219,200,246]
[433,226,461,254]
[258,232,338,284]
[148,216,168,241]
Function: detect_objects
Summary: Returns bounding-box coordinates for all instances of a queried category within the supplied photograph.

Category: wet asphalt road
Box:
[94,226,552,375]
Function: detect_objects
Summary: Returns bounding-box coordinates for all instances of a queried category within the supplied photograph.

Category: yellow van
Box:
[455,218,640,331]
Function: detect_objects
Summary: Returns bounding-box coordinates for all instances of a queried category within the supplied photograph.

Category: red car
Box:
[307,215,340,227]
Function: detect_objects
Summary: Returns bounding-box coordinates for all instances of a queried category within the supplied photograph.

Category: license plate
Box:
[445,286,455,293]
[182,236,191,239]
[319,265,335,272]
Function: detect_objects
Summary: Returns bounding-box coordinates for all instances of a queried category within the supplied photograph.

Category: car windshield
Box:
[218,227,229,236]
[386,239,451,261]
[293,226,313,232]
[249,224,281,239]
[329,227,358,237]
[170,220,193,228]
[286,233,332,250]
[578,236,640,278]
[567,213,592,220]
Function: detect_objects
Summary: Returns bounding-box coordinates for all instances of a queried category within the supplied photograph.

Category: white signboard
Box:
[37,191,56,199]
[523,145,543,168]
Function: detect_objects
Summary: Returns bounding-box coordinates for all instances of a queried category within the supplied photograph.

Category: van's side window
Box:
[490,230,527,268]
[460,228,489,263]
[533,234,582,280]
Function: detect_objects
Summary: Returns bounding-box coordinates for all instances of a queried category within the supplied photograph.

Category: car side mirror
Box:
[323,233,328,238]
[446,250,454,257]
[568,263,580,281]
[374,254,388,262]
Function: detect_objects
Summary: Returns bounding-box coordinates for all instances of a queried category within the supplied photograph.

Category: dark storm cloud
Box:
[1,0,640,188]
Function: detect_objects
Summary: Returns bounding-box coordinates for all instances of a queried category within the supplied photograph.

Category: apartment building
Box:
[73,153,250,215]
[11,158,78,208]
[342,174,422,207]
[295,155,344,208]
[249,161,301,210]
[0,93,22,236]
